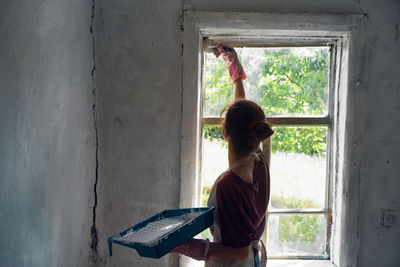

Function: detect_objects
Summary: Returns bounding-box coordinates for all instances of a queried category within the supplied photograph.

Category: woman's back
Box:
[206,151,270,266]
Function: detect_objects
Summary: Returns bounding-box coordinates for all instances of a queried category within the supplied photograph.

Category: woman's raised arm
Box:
[233,78,245,101]
[214,44,246,101]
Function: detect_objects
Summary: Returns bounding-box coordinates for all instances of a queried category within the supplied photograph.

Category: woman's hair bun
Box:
[249,121,274,142]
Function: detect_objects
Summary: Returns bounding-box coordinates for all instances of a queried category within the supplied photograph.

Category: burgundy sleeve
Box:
[216,177,255,248]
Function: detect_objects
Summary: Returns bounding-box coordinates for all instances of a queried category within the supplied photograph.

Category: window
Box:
[180,11,366,267]
[200,45,333,259]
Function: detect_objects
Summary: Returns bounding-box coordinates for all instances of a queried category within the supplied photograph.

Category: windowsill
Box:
[184,258,336,267]
[268,259,336,267]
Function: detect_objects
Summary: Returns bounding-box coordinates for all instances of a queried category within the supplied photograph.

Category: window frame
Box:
[200,43,335,259]
[180,11,366,266]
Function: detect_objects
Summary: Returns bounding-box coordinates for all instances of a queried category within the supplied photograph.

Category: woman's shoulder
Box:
[255,149,269,169]
[218,171,237,185]
[217,171,247,192]
[218,170,257,193]
[255,148,266,160]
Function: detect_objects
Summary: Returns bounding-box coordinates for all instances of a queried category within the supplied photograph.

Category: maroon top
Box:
[216,151,270,248]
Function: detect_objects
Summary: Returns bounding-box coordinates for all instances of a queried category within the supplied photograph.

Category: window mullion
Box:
[202,116,331,126]
[262,138,271,168]
[266,116,331,126]
[269,209,327,214]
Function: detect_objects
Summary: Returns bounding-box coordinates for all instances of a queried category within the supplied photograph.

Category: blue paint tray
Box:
[108,207,214,259]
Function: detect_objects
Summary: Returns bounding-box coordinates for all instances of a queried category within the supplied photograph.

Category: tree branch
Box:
[282,74,306,92]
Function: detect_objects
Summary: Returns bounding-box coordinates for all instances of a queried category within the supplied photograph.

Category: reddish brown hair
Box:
[223,100,274,155]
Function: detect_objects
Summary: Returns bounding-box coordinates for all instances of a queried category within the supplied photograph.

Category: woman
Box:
[173,44,273,267]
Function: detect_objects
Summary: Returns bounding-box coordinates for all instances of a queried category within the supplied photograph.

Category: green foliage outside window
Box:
[260,49,329,116]
[204,48,330,157]
[277,214,321,252]
[271,195,320,250]
[204,55,234,116]
[273,126,326,156]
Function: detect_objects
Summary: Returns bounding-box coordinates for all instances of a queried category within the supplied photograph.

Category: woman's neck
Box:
[228,143,249,166]
[228,143,255,183]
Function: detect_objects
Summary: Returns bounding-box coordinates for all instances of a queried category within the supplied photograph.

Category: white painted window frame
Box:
[180,11,367,266]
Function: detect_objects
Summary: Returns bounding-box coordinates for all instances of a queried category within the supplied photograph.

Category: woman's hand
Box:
[171,238,210,261]
[170,238,250,261]
[214,44,246,100]
[215,44,246,84]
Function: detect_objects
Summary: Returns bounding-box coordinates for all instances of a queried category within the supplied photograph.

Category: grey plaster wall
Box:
[0,0,94,266]
[94,0,182,266]
[94,1,400,267]
[356,4,400,267]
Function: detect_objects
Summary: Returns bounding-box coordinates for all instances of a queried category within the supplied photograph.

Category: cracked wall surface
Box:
[0,0,399,266]
[89,0,99,265]
[0,0,94,266]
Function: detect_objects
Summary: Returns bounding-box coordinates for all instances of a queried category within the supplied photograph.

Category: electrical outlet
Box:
[379,210,398,227]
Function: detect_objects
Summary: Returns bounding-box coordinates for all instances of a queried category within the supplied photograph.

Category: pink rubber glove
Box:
[171,238,210,261]
[216,44,246,83]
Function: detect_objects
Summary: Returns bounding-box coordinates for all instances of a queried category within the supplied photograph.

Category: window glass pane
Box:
[267,214,327,256]
[270,126,327,210]
[201,126,228,207]
[201,125,227,242]
[204,47,330,117]
[204,54,233,117]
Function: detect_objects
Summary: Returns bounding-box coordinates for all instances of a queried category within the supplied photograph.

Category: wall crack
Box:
[89,0,98,265]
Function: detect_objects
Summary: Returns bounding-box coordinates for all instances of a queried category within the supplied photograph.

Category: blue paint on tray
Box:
[108,207,214,259]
